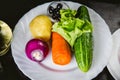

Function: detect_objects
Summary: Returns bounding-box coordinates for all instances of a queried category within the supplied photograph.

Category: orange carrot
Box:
[52,32,71,65]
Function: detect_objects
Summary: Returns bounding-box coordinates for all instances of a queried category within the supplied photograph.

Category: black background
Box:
[0,0,119,80]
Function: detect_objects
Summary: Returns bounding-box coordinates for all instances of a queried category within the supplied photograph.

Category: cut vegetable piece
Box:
[25,39,49,62]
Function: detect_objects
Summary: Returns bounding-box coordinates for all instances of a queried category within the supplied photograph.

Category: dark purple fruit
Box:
[57,3,63,10]
[48,6,54,14]
[53,8,60,15]
[48,2,64,21]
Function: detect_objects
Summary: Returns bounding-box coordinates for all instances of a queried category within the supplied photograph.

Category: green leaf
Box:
[52,9,93,48]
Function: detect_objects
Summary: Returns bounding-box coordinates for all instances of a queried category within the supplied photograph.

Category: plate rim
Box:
[11,1,112,80]
[107,28,120,80]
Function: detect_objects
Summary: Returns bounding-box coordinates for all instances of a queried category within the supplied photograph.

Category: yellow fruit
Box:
[29,15,52,42]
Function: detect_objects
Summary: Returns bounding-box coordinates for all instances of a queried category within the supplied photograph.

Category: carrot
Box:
[52,32,71,65]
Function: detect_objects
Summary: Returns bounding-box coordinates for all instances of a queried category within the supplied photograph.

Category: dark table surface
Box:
[0,0,120,80]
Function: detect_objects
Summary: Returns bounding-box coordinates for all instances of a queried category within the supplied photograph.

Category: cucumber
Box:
[74,6,93,72]
[74,32,93,72]
[75,5,91,22]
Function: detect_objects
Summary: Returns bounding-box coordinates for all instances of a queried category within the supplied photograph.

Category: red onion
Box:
[25,39,49,62]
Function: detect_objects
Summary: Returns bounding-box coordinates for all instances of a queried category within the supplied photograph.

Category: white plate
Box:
[11,1,112,80]
[107,29,120,80]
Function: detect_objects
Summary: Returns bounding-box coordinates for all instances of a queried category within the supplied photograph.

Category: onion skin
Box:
[25,39,49,62]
